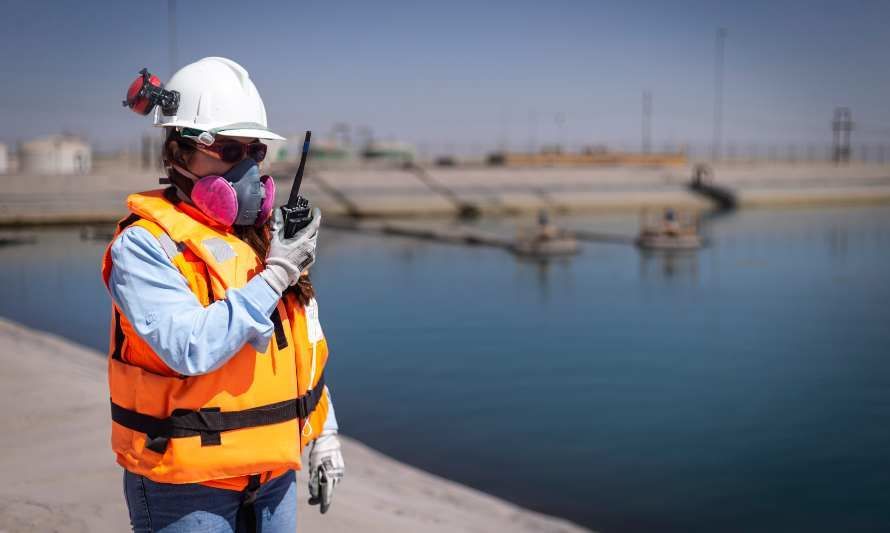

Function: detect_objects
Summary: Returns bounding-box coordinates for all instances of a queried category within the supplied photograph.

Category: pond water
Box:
[1,206,889,532]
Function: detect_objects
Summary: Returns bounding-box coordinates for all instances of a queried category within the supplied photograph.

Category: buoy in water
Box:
[511,210,580,257]
[635,208,704,250]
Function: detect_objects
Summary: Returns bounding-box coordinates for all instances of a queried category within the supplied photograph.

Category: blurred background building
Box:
[19,135,91,175]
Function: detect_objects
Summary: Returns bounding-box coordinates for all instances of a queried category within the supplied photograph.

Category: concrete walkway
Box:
[0,318,590,533]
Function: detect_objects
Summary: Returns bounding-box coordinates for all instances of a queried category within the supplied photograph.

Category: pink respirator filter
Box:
[191,174,276,227]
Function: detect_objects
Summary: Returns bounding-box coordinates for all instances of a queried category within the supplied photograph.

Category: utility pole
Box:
[832,107,854,164]
[642,90,652,154]
[555,112,566,153]
[712,28,727,161]
[498,108,509,152]
[528,108,538,153]
[168,0,178,75]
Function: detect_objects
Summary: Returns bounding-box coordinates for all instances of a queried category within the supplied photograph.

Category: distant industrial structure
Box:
[362,141,416,165]
[832,107,854,164]
[273,136,351,163]
[271,133,416,167]
[0,143,8,174]
[485,148,687,168]
[19,135,91,175]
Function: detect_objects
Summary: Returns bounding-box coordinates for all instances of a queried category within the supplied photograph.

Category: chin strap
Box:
[162,164,199,203]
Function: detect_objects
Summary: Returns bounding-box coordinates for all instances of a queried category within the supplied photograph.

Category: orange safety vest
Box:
[101,189,330,490]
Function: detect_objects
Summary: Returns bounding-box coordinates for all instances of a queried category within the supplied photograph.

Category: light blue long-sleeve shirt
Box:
[108,225,337,432]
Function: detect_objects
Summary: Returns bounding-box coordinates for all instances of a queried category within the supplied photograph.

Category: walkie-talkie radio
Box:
[281,131,313,238]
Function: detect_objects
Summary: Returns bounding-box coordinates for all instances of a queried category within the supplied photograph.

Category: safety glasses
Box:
[177,137,267,163]
[196,141,267,163]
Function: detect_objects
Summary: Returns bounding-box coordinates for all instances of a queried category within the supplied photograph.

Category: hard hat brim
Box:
[219,128,286,141]
[156,121,286,142]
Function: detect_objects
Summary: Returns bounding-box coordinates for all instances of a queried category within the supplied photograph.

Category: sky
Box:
[2,0,889,155]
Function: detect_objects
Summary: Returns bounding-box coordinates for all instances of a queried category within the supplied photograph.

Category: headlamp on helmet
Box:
[122,68,180,117]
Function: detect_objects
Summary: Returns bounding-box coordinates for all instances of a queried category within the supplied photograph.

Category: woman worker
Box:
[103,57,344,532]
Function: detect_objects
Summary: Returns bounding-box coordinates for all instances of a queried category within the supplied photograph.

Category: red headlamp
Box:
[122,68,180,116]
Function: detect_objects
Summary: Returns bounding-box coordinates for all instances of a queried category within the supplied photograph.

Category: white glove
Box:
[260,207,322,294]
[307,430,345,514]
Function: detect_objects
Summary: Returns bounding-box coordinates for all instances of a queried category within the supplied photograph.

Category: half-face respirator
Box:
[174,159,276,227]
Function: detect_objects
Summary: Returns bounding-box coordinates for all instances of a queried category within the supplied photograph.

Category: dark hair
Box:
[162,129,316,306]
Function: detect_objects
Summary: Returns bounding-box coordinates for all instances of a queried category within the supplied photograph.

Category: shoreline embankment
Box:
[1,161,889,227]
[0,318,591,533]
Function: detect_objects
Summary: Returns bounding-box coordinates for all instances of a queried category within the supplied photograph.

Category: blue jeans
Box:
[123,470,297,532]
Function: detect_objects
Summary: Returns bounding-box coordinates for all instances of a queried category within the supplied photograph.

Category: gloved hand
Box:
[307,430,345,514]
[260,207,322,294]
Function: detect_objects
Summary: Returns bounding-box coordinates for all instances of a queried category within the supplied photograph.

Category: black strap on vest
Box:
[110,373,325,453]
[235,473,262,533]
[271,309,288,349]
[118,213,142,231]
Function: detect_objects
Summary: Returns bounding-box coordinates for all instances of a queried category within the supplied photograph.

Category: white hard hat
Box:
[154,57,285,142]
